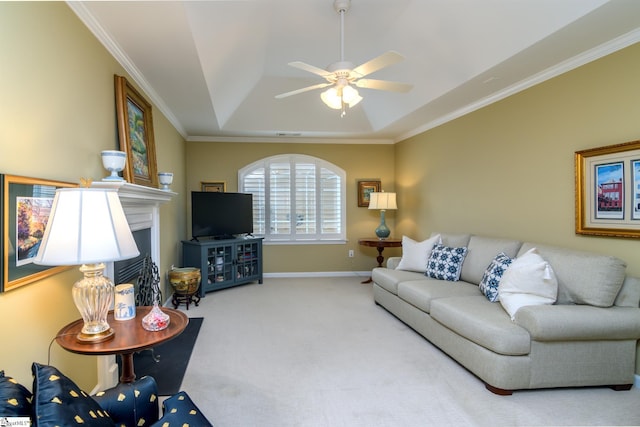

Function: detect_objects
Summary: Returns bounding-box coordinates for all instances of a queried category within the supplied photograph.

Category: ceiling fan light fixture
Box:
[342,85,362,107]
[320,87,343,109]
[321,84,362,113]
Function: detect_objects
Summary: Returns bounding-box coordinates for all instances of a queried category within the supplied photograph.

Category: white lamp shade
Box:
[368,192,397,210]
[34,188,139,266]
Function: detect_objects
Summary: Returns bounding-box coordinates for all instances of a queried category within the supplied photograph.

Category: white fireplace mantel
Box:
[91,180,176,268]
[90,180,177,392]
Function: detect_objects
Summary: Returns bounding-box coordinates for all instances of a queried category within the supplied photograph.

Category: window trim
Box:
[239,154,346,244]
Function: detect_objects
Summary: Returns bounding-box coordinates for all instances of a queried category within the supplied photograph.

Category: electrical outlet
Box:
[348,250,354,258]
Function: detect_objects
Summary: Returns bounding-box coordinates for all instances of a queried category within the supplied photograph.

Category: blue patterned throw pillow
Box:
[0,370,32,416]
[479,252,513,302]
[425,244,468,281]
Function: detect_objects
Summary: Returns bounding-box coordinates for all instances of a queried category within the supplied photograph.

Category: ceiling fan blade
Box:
[354,79,413,93]
[275,82,332,99]
[351,51,405,78]
[288,61,333,78]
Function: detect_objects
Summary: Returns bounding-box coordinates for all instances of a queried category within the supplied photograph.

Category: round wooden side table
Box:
[56,306,189,383]
[358,237,402,283]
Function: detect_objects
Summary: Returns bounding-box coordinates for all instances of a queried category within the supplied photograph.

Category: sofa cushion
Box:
[93,376,159,426]
[431,232,471,248]
[478,252,513,302]
[0,370,32,417]
[498,248,558,320]
[460,236,522,284]
[518,242,626,307]
[396,234,440,272]
[371,267,425,295]
[425,244,467,281]
[397,279,480,313]
[151,391,213,427]
[430,296,531,356]
[32,363,114,426]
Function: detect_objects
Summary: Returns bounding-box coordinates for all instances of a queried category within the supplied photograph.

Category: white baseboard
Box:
[264,271,372,279]
[635,374,640,389]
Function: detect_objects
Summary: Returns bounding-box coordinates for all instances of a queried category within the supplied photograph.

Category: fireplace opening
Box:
[114,228,151,292]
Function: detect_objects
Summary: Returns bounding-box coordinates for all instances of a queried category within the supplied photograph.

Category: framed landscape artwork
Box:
[0,175,76,292]
[575,139,640,238]
[201,181,226,192]
[115,75,158,188]
[358,180,381,207]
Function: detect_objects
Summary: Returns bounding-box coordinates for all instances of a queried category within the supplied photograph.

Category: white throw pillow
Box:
[498,248,558,320]
[396,234,441,272]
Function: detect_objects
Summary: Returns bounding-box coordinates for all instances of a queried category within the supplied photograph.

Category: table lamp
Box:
[34,187,139,343]
[368,191,397,239]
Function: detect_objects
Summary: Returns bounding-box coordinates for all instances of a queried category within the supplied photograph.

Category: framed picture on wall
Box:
[575,139,640,238]
[0,175,77,292]
[201,181,226,192]
[115,75,158,188]
[357,180,381,207]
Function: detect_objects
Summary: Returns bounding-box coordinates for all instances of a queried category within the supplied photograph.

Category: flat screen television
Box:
[191,191,253,240]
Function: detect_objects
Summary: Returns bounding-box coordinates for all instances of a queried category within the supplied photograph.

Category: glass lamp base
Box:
[73,263,116,344]
[76,328,114,343]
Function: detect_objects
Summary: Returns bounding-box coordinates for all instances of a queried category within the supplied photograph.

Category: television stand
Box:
[181,237,263,296]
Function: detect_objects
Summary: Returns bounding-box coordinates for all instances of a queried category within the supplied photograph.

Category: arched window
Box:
[239,154,346,243]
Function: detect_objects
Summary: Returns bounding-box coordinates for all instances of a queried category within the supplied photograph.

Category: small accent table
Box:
[56,306,189,384]
[358,238,402,283]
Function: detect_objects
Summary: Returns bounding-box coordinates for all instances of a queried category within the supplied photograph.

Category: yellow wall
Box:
[395,42,640,275]
[185,141,400,273]
[395,42,640,373]
[0,3,187,389]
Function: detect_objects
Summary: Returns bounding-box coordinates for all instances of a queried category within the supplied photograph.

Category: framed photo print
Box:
[358,180,381,207]
[115,75,158,188]
[0,175,77,292]
[575,139,640,238]
[201,181,226,192]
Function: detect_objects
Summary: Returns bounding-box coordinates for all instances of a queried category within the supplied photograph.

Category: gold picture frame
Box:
[575,139,640,238]
[0,175,77,292]
[201,181,226,192]
[115,75,158,188]
[358,180,381,207]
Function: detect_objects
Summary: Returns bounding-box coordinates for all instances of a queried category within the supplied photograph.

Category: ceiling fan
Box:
[275,0,412,117]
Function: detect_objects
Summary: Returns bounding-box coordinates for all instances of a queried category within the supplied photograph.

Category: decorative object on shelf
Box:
[357,180,381,207]
[115,74,158,188]
[169,267,201,309]
[101,150,126,181]
[158,172,173,191]
[368,191,397,239]
[114,283,136,321]
[201,181,226,192]
[0,174,77,292]
[575,139,640,238]
[136,254,170,331]
[34,185,140,343]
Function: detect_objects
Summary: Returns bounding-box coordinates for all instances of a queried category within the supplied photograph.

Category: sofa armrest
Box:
[387,257,401,270]
[514,305,640,341]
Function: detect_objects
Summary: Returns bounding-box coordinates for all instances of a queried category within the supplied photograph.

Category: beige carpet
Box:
[179,276,640,426]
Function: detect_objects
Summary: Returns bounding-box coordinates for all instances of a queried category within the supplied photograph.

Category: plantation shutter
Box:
[239,155,346,242]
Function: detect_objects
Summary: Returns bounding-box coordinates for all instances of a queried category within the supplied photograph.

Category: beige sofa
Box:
[372,233,640,394]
